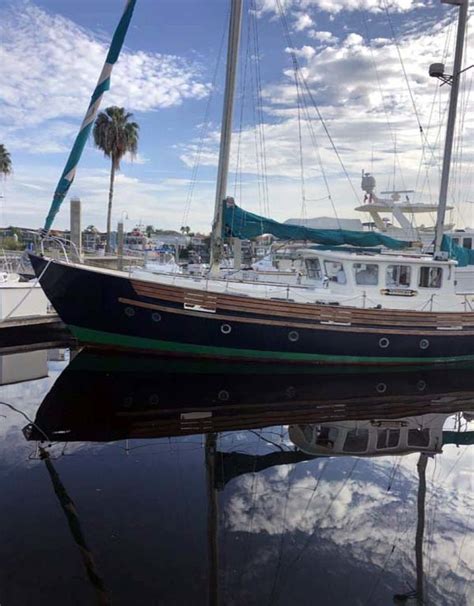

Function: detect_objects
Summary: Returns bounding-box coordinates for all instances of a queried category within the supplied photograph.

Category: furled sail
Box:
[42,0,137,235]
[224,202,413,250]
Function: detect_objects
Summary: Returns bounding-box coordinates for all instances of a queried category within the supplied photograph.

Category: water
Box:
[0,349,472,606]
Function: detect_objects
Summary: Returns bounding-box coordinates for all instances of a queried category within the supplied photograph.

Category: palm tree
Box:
[0,144,12,179]
[93,107,139,252]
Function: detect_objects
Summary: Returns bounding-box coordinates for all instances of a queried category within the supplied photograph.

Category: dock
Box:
[0,314,76,354]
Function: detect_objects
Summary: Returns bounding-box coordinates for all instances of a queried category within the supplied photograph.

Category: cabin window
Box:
[452,237,460,245]
[386,264,411,288]
[324,261,347,285]
[314,426,337,449]
[305,258,322,280]
[376,429,400,450]
[419,266,442,288]
[407,429,430,448]
[342,429,369,453]
[353,263,379,286]
[463,237,472,250]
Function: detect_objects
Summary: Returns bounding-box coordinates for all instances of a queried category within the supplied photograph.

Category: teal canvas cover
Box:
[441,234,474,267]
[224,203,412,250]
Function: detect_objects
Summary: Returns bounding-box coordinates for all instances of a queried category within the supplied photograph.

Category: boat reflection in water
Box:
[25,351,474,443]
[23,351,473,606]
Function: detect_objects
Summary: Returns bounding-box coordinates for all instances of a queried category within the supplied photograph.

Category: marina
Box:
[0,0,473,603]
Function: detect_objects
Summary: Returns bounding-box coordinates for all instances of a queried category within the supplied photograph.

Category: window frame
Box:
[386,264,412,288]
[418,266,443,289]
[324,260,347,285]
[353,262,379,286]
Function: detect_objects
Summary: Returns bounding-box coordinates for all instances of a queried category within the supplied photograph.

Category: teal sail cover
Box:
[224,203,412,250]
[42,0,137,234]
[441,234,474,267]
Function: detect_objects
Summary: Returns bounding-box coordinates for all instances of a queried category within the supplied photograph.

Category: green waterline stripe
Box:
[69,325,474,365]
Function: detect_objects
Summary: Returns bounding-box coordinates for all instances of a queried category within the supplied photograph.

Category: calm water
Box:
[0,349,472,606]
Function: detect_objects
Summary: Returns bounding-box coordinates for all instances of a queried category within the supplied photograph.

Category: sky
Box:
[0,0,473,233]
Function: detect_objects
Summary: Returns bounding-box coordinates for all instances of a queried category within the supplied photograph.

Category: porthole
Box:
[124,306,135,317]
[376,382,387,394]
[286,386,296,399]
[123,396,133,408]
[288,330,299,342]
[148,394,160,406]
[420,339,430,350]
[221,323,232,335]
[151,312,161,322]
[218,390,230,401]
[417,380,427,392]
[379,337,390,349]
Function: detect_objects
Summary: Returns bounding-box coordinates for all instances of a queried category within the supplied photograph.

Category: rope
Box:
[0,257,52,324]
[0,400,50,442]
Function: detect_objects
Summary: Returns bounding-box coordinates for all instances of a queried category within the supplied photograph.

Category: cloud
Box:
[257,0,421,16]
[223,441,474,604]
[180,9,474,225]
[0,1,209,151]
[293,12,314,31]
[308,30,339,44]
[285,45,317,60]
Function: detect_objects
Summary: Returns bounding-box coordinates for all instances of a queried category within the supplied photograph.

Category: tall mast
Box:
[210,0,243,271]
[434,0,469,253]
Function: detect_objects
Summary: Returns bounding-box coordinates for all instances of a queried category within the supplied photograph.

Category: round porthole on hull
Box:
[417,380,427,392]
[379,337,389,349]
[288,331,299,342]
[151,312,161,322]
[420,339,430,350]
[218,390,230,401]
[124,306,135,317]
[221,323,232,335]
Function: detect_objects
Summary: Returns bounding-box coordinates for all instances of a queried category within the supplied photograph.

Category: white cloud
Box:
[223,444,473,603]
[257,0,420,16]
[285,45,317,60]
[0,1,209,151]
[308,30,339,44]
[293,12,314,31]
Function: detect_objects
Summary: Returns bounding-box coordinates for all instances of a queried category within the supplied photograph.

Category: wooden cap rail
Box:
[131,278,474,330]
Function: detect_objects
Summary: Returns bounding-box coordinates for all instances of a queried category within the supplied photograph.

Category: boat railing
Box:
[38,234,80,264]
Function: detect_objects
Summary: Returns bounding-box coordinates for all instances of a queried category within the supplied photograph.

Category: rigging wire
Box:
[233,0,252,210]
[275,0,360,208]
[273,457,360,597]
[181,8,228,229]
[361,12,408,193]
[250,0,271,217]
[382,0,431,152]
[411,15,453,226]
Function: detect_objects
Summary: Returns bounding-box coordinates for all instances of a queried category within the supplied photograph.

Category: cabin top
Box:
[298,248,457,266]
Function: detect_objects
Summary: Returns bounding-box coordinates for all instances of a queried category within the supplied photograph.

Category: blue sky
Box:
[0,0,472,233]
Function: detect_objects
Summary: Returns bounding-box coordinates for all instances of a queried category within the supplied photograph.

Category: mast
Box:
[205,433,219,606]
[414,453,428,606]
[210,0,243,272]
[433,0,469,253]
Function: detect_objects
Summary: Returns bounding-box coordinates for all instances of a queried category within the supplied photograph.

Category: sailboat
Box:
[29,0,474,365]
